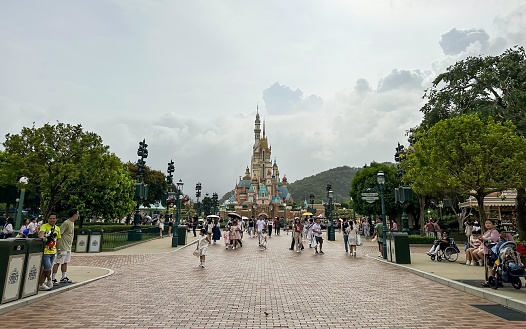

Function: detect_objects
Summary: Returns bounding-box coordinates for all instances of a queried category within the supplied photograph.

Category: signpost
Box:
[361,191,379,203]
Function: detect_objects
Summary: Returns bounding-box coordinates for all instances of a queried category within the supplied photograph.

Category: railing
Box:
[101,227,160,250]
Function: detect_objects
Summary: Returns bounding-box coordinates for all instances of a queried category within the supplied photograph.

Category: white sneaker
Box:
[470,260,476,266]
[466,260,470,265]
[46,280,53,289]
[38,283,50,291]
[478,259,484,266]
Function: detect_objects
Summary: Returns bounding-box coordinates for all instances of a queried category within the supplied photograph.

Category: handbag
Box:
[356,234,362,246]
[310,238,318,248]
[193,249,200,257]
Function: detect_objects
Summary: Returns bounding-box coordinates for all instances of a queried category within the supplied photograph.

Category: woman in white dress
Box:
[198,228,210,268]
[346,221,358,257]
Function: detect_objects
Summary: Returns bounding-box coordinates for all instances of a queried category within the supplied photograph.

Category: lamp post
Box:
[326,184,335,241]
[14,176,28,231]
[439,201,443,222]
[166,160,177,243]
[377,171,387,259]
[309,193,315,214]
[195,182,202,218]
[212,192,218,215]
[172,179,184,247]
[129,140,149,241]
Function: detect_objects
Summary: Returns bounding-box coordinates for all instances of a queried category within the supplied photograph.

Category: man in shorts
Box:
[374,218,383,257]
[38,213,61,291]
[256,215,266,245]
[52,208,78,285]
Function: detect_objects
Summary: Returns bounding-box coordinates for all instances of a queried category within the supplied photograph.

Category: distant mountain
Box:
[287,166,362,205]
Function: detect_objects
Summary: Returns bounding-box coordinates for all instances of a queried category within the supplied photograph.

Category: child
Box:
[222,226,231,249]
[260,228,268,250]
[197,228,210,268]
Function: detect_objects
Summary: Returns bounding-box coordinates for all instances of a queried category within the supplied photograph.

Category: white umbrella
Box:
[207,215,220,219]
[241,216,249,220]
[227,212,242,219]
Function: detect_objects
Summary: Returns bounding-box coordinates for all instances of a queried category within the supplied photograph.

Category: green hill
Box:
[287,166,361,205]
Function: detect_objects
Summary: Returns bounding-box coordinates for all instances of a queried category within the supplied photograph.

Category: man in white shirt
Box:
[27,216,38,237]
[256,215,267,246]
[312,219,324,254]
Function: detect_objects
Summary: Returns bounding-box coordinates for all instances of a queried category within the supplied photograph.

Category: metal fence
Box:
[101,226,160,250]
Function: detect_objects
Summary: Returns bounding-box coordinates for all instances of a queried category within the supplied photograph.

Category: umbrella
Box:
[144,215,152,219]
[302,212,313,216]
[207,215,220,219]
[227,212,242,219]
[257,212,269,218]
[241,216,249,220]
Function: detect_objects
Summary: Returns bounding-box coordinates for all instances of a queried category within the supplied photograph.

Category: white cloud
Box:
[1,1,525,198]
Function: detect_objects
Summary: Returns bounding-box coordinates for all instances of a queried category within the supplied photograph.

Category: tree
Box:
[1,123,136,220]
[404,115,526,224]
[415,46,526,238]
[350,162,400,221]
[125,162,167,207]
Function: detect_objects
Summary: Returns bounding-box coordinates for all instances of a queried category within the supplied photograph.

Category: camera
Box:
[44,231,57,249]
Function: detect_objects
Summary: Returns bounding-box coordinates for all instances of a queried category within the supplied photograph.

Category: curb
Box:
[0,266,114,316]
[367,254,526,314]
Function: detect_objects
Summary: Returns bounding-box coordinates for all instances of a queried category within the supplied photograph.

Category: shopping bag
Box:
[310,238,318,248]
[356,235,362,246]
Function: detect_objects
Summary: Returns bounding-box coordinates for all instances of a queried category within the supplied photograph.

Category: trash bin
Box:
[20,238,43,299]
[89,229,103,253]
[177,225,187,245]
[75,229,91,253]
[386,233,394,262]
[0,239,27,304]
[391,232,411,264]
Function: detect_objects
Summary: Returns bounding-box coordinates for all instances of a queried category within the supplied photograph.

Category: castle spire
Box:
[254,105,261,145]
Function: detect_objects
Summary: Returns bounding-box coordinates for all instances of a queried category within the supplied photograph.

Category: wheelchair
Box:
[430,238,460,262]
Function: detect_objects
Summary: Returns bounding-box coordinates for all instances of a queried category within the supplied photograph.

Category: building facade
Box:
[220,109,293,220]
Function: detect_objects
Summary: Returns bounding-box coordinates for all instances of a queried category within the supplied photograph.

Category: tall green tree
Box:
[414,46,526,238]
[1,123,135,220]
[350,162,400,221]
[404,115,526,224]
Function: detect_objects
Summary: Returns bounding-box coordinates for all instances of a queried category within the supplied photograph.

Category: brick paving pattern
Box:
[2,234,526,328]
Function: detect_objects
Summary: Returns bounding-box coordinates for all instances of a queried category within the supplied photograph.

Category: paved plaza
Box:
[2,232,526,328]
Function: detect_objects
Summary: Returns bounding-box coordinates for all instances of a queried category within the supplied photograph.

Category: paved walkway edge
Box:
[367,255,526,314]
[0,267,114,316]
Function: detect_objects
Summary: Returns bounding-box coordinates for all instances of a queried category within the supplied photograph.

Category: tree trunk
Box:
[516,187,526,240]
[475,193,486,224]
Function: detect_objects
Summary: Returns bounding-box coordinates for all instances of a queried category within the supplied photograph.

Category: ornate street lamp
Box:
[212,192,218,215]
[14,177,28,230]
[377,171,387,259]
[326,184,335,241]
[309,193,315,214]
[195,182,202,218]
[172,179,184,247]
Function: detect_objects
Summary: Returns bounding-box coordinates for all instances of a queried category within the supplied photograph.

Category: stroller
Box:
[486,240,526,290]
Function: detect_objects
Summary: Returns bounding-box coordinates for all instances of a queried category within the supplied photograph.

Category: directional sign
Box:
[361,192,379,197]
[361,196,379,203]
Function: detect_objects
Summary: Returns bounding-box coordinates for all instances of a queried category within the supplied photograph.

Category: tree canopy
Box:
[1,123,136,220]
[404,114,526,222]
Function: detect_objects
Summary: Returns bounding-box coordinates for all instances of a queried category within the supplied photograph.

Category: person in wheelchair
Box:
[426,230,451,256]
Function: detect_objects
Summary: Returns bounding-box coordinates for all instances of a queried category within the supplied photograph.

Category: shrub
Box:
[408,235,435,244]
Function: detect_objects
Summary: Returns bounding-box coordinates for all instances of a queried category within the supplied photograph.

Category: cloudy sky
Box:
[1,1,525,198]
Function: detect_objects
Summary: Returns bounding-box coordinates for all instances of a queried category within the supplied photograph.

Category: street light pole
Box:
[309,193,315,214]
[172,179,184,247]
[212,192,218,215]
[195,182,202,218]
[14,177,28,231]
[326,184,335,241]
[377,171,387,259]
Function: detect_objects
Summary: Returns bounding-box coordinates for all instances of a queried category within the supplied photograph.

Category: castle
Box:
[221,108,293,219]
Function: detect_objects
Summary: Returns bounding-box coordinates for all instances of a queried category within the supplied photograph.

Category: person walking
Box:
[192,215,198,237]
[362,218,370,238]
[52,208,78,286]
[256,215,266,246]
[2,217,14,238]
[342,218,350,253]
[293,218,303,253]
[248,217,254,238]
[267,217,274,238]
[373,218,383,257]
[212,218,221,243]
[347,221,358,257]
[158,216,165,238]
[222,226,230,249]
[206,219,213,243]
[197,228,210,268]
[312,218,324,254]
[38,213,61,291]
[167,217,174,236]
